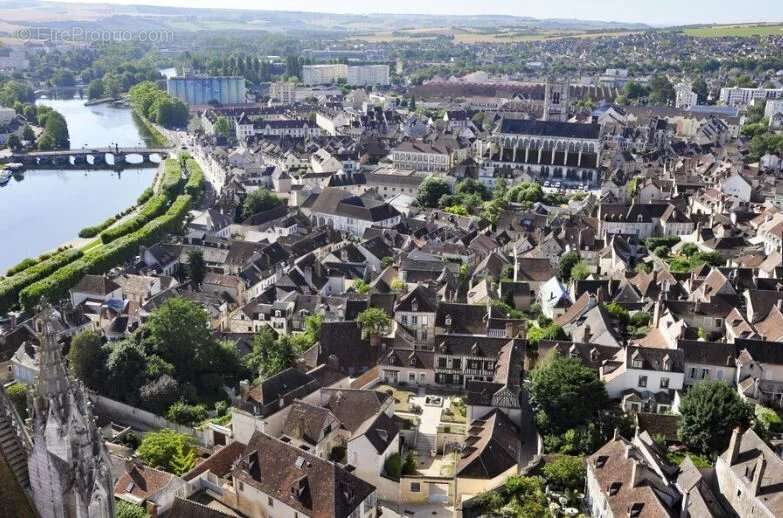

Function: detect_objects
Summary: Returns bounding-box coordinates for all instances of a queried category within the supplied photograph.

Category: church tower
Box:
[27,305,114,518]
[543,78,569,122]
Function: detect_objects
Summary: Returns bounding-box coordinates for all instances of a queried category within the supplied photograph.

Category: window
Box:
[660,377,670,389]
[409,373,416,382]
[268,497,274,507]
[411,482,421,493]
[438,358,447,369]
[638,376,648,388]
[631,353,643,369]
[701,368,709,379]
[452,359,461,370]
[690,367,697,378]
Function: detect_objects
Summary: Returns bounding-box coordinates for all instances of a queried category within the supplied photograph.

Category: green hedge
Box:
[20,195,192,310]
[0,249,83,311]
[160,158,183,198]
[100,194,168,244]
[137,187,154,205]
[5,258,38,277]
[184,159,205,201]
[79,215,119,238]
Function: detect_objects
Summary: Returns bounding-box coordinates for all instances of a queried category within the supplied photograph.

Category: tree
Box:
[357,307,391,338]
[530,355,609,436]
[755,405,783,440]
[143,297,214,381]
[37,109,69,150]
[169,441,198,475]
[542,455,586,490]
[384,452,402,478]
[68,330,107,391]
[103,74,122,98]
[137,429,196,472]
[559,251,580,282]
[6,134,21,152]
[116,500,148,518]
[87,78,105,100]
[213,116,232,137]
[241,188,282,220]
[105,340,147,402]
[166,401,208,426]
[22,124,34,142]
[6,383,28,419]
[187,250,206,286]
[649,75,675,105]
[623,81,649,100]
[416,176,451,208]
[570,261,590,281]
[401,451,417,475]
[139,375,179,415]
[692,77,709,104]
[244,328,297,379]
[526,323,568,347]
[679,380,753,455]
[354,279,371,294]
[503,476,551,518]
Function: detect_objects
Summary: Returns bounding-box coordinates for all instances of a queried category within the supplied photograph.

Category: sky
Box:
[54,0,783,27]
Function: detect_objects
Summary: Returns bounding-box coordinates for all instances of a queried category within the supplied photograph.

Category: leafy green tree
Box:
[87,78,105,100]
[38,110,69,150]
[6,134,21,152]
[137,429,195,472]
[354,279,371,294]
[187,250,206,286]
[649,75,676,105]
[6,383,28,419]
[0,80,34,107]
[542,455,586,490]
[455,178,490,200]
[530,355,609,436]
[51,69,75,87]
[357,307,391,338]
[559,251,580,282]
[401,451,417,475]
[68,330,108,391]
[143,297,214,381]
[692,77,709,104]
[503,476,551,518]
[139,375,179,415]
[506,182,543,205]
[213,116,232,137]
[105,340,147,402]
[384,452,401,478]
[570,261,590,281]
[244,328,297,379]
[169,441,198,475]
[103,74,123,98]
[381,256,394,269]
[166,401,208,426]
[755,405,783,440]
[416,176,451,208]
[241,188,282,220]
[526,323,568,346]
[116,500,148,518]
[22,124,34,142]
[679,380,753,455]
[623,81,648,100]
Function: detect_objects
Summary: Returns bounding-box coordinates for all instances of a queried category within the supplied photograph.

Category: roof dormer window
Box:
[631,351,643,369]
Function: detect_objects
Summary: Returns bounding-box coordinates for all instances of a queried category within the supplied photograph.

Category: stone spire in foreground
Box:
[27,304,114,518]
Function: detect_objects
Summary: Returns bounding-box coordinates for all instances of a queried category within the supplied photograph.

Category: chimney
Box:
[652,294,662,328]
[630,459,640,488]
[327,354,340,370]
[752,456,766,496]
[9,313,16,331]
[239,379,250,399]
[583,324,592,343]
[613,428,620,441]
[727,427,742,465]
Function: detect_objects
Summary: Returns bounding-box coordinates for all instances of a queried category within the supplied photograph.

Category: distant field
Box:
[683,24,783,37]
[351,27,642,44]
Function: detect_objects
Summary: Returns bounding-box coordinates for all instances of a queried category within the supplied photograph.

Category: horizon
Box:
[50,0,783,27]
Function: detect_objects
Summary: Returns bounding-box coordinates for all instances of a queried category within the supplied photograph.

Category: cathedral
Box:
[27,305,114,518]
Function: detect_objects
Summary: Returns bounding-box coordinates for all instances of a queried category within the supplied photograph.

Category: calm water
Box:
[0,98,158,274]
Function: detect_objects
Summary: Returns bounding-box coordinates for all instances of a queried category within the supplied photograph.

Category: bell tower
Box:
[543,78,569,122]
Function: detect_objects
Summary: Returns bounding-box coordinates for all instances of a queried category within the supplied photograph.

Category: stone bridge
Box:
[7,147,172,169]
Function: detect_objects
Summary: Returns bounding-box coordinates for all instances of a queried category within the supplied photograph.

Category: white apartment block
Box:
[302,64,348,86]
[675,83,698,109]
[347,65,390,86]
[269,81,296,104]
[719,87,783,107]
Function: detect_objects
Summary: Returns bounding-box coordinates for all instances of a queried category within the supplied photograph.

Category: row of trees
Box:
[128,81,189,129]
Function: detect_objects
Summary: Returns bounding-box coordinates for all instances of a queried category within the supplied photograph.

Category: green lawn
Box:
[683,24,783,38]
[666,451,713,469]
[376,384,416,413]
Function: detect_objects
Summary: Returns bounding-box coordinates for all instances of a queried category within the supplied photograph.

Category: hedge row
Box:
[5,258,37,277]
[184,159,205,201]
[0,248,83,311]
[160,158,183,197]
[20,195,193,310]
[137,187,154,205]
[100,194,169,244]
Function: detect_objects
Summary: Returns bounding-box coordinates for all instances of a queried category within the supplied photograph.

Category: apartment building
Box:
[269,81,297,104]
[302,64,348,86]
[167,76,246,105]
[347,65,390,86]
[719,86,783,107]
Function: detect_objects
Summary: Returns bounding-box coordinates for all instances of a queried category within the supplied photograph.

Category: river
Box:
[0,97,159,274]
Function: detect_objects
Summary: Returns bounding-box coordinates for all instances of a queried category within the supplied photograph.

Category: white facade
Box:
[347,65,390,86]
[269,81,296,104]
[302,64,348,86]
[675,83,698,108]
[719,87,783,107]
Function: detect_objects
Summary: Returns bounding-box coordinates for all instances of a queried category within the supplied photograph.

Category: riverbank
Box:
[131,109,170,148]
